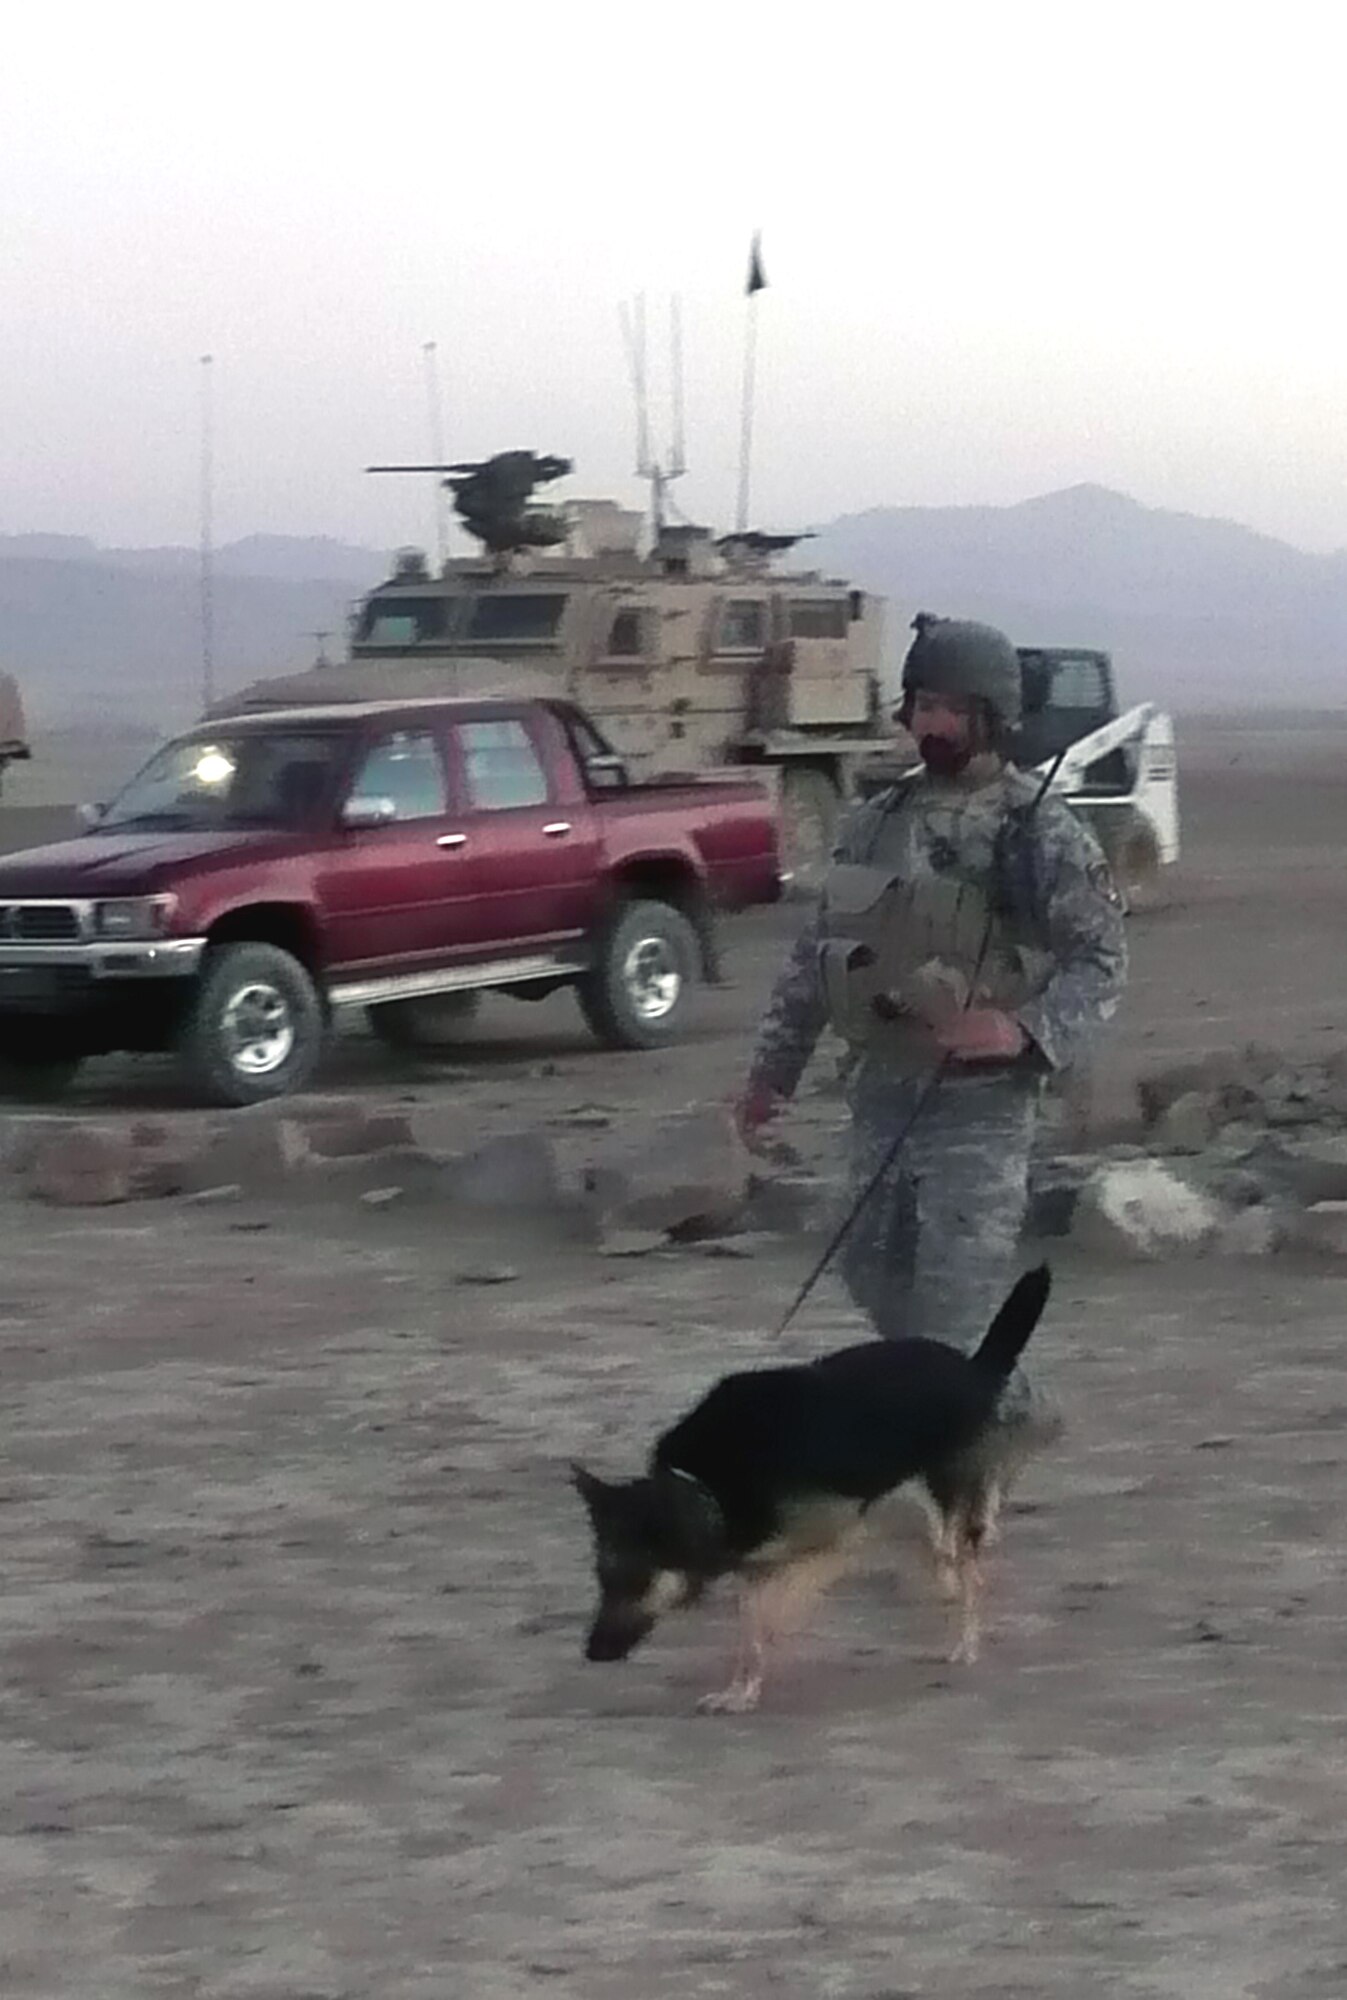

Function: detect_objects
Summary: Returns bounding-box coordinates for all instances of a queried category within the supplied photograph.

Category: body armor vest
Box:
[818,772,1049,1075]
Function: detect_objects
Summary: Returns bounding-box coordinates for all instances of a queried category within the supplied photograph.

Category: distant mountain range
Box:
[810,485,1347,708]
[0,531,385,587]
[0,536,391,740]
[3,490,1346,750]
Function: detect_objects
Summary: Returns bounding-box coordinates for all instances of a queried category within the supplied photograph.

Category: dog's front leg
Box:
[697,1549,856,1714]
[697,1589,766,1714]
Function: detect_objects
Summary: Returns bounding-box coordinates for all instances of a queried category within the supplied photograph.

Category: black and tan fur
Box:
[574,1265,1052,1711]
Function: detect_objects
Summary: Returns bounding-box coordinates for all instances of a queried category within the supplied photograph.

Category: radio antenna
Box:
[422,340,450,570]
[669,293,686,479]
[620,290,687,538]
[198,353,215,712]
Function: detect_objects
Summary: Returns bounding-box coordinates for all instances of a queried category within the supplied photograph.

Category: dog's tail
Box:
[971,1265,1051,1382]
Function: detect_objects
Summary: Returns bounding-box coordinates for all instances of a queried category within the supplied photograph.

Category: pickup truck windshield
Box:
[102,732,349,831]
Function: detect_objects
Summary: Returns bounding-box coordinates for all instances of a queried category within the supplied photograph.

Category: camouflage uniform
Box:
[748,764,1127,1381]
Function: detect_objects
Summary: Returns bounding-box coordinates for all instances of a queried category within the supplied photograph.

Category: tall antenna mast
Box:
[422,340,450,570]
[620,291,687,538]
[198,353,215,712]
[669,293,686,479]
[735,230,767,534]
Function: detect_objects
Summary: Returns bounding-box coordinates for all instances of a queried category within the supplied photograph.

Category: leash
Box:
[769,746,1069,1340]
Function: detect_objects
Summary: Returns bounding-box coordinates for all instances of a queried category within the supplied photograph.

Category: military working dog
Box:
[574,1265,1052,1711]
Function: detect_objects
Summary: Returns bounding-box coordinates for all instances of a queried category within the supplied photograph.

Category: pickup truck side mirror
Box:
[77,801,106,829]
[341,794,398,830]
[584,753,630,790]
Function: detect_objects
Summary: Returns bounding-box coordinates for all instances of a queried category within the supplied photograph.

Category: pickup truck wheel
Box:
[366,991,481,1053]
[577,899,698,1050]
[177,942,325,1106]
[780,768,840,898]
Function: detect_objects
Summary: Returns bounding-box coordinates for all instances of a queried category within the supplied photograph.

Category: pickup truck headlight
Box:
[94,895,178,940]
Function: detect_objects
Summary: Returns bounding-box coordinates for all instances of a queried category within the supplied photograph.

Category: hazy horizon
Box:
[7,4,1347,562]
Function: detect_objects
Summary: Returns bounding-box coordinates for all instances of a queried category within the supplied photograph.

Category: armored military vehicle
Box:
[341,451,892,889]
[252,452,1177,903]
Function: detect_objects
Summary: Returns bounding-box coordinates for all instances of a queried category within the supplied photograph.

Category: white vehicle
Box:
[1016,649,1178,910]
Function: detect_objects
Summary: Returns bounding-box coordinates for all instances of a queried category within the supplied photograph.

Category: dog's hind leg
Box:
[926,1502,963,1604]
[918,1472,973,1607]
[947,1521,987,1666]
[976,1480,1003,1550]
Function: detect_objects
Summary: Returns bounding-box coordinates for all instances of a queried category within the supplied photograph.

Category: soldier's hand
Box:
[935,1008,1028,1062]
[734,1083,786,1151]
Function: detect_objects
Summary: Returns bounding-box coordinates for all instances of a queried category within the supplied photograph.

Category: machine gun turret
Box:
[368,449,573,558]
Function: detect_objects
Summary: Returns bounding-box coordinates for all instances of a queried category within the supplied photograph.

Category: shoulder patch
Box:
[1088,857,1124,909]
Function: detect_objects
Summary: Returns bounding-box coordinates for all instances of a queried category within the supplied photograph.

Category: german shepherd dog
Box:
[574,1266,1051,1711]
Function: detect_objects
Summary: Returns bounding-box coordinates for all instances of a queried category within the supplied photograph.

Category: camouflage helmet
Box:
[901,613,1021,729]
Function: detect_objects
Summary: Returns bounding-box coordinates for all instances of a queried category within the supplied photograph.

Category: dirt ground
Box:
[1,716,1345,1998]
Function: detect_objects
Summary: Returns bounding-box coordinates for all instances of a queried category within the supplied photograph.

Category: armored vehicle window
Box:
[460,719,549,810]
[348,732,448,821]
[465,594,567,642]
[1046,658,1109,710]
[788,600,848,641]
[605,609,645,657]
[717,600,766,651]
[356,597,448,647]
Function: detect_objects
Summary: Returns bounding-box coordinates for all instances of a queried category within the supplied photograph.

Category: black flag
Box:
[746,232,767,296]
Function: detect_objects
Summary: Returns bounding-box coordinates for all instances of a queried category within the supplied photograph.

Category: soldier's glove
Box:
[935,1008,1029,1062]
[733,1083,786,1153]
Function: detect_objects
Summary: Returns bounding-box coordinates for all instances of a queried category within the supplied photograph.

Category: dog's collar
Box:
[666,1465,725,1539]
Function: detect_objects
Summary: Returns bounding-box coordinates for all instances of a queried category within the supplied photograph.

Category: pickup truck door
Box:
[318,727,473,974]
[443,710,601,955]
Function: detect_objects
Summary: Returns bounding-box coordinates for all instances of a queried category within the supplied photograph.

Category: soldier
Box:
[737,615,1127,1492]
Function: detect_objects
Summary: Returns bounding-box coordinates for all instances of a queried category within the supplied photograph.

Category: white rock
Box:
[1074,1159,1223,1259]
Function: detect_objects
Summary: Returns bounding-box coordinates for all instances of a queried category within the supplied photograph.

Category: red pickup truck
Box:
[0,694,781,1104]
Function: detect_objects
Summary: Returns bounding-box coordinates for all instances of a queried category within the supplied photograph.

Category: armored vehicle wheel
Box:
[177,942,326,1106]
[366,991,481,1052]
[779,767,840,897]
[577,898,698,1050]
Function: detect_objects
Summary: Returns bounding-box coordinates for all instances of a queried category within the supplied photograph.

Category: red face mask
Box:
[917,733,973,778]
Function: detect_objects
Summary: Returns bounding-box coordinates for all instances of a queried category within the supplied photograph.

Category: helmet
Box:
[901,613,1021,729]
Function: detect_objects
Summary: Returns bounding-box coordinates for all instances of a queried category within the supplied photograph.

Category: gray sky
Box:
[5,1,1346,556]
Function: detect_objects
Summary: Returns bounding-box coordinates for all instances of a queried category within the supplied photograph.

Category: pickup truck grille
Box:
[0,903,84,943]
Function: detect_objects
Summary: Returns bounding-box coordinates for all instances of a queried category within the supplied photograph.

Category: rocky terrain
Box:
[0,714,1343,1996]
